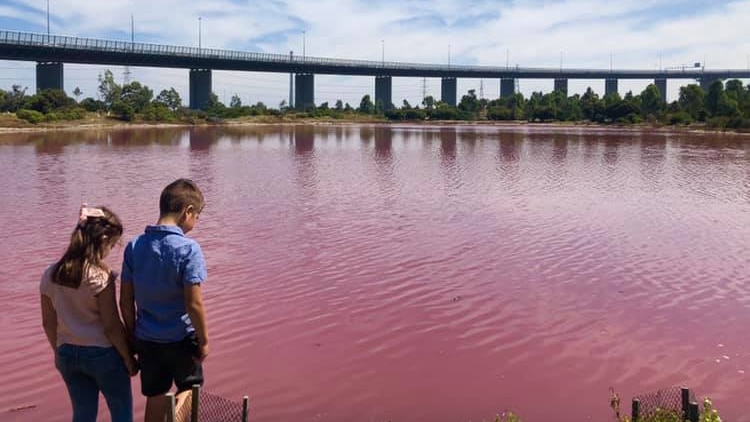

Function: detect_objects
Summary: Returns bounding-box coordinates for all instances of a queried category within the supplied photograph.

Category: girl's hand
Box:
[125,356,139,377]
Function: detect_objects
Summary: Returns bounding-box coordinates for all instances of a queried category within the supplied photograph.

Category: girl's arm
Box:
[97,281,138,376]
[40,295,57,352]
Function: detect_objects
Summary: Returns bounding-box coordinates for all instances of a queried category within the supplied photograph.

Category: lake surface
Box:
[0,124,749,422]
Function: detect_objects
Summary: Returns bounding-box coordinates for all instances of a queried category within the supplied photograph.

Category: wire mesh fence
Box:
[172,389,247,422]
[631,386,700,422]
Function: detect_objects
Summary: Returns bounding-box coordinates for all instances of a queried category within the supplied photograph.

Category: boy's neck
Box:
[157,214,182,228]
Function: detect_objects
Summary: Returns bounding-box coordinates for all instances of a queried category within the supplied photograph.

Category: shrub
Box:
[111,100,135,121]
[667,111,693,125]
[16,108,45,124]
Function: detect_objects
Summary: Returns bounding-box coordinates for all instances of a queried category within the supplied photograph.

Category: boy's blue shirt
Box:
[122,225,207,343]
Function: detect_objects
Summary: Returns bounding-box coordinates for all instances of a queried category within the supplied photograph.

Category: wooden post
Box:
[631,398,641,422]
[681,387,690,419]
[242,396,249,422]
[191,385,200,422]
[166,393,176,422]
[688,401,699,422]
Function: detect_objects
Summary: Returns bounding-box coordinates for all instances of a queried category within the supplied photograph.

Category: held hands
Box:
[124,355,139,377]
[197,343,210,362]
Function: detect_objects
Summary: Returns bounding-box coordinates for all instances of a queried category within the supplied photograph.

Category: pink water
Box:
[1,125,749,422]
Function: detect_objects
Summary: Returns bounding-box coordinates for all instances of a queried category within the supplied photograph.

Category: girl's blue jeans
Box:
[56,344,133,422]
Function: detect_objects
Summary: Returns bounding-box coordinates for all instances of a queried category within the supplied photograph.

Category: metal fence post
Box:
[688,401,699,422]
[241,396,249,422]
[681,387,690,419]
[191,385,201,422]
[166,393,176,422]
[631,398,641,422]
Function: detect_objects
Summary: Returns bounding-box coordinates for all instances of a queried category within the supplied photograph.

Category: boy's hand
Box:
[197,343,210,362]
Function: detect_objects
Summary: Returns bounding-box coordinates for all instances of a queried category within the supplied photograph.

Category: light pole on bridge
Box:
[198,17,202,50]
[46,0,50,36]
[381,39,384,66]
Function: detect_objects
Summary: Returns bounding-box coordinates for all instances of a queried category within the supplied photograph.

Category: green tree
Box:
[0,84,28,112]
[725,79,744,102]
[97,70,121,111]
[458,89,480,115]
[422,95,436,110]
[120,81,153,113]
[154,88,182,112]
[73,87,83,102]
[640,84,664,118]
[230,94,242,109]
[335,99,344,111]
[359,94,375,114]
[402,99,412,109]
[24,89,75,114]
[705,80,724,116]
[580,87,601,121]
[678,84,706,121]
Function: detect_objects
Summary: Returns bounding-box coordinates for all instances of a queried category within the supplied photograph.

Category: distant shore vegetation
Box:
[2,68,750,131]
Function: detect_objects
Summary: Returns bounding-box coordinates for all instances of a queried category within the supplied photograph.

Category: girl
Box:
[40,205,138,422]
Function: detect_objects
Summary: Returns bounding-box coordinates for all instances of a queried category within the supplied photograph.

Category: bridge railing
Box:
[0,29,736,78]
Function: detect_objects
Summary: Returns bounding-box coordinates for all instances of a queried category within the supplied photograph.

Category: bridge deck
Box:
[1,30,749,80]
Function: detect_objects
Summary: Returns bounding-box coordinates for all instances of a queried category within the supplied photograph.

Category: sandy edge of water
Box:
[0,119,749,138]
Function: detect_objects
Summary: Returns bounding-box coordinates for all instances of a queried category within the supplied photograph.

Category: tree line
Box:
[1,70,749,130]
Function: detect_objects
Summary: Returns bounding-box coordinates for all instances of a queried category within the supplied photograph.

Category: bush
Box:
[111,100,135,121]
[16,108,45,124]
[726,116,750,129]
[667,111,693,125]
[141,103,175,122]
[80,98,105,112]
[706,116,730,129]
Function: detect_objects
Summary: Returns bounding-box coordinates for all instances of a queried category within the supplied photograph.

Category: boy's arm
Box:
[184,284,209,360]
[119,281,136,345]
[119,242,136,345]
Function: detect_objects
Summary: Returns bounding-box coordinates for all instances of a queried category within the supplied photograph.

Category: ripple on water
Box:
[1,126,749,422]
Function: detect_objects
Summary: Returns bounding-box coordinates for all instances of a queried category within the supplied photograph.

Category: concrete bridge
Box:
[2,29,749,109]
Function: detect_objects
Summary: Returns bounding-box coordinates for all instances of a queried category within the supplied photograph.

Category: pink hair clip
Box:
[78,203,105,226]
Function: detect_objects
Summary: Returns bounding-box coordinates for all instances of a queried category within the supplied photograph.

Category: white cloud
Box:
[1,0,749,105]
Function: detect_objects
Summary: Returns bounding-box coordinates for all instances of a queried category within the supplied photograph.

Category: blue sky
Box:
[0,0,749,105]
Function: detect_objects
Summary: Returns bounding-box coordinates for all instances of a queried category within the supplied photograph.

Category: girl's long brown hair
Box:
[52,206,123,289]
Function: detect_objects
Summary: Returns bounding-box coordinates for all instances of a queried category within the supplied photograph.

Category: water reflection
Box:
[374,127,392,162]
[639,136,667,190]
[294,126,315,155]
[602,138,620,166]
[189,127,216,151]
[439,128,457,164]
[552,138,568,163]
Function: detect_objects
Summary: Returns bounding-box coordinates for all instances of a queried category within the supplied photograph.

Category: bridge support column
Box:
[36,62,64,92]
[375,76,393,110]
[700,77,721,92]
[500,78,516,98]
[189,69,212,110]
[295,73,315,110]
[554,78,568,95]
[605,79,618,97]
[654,78,667,103]
[441,77,457,106]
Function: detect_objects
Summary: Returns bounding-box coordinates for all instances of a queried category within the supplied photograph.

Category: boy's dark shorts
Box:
[135,334,203,397]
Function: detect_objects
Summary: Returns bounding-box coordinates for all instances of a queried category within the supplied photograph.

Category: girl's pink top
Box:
[40,264,113,348]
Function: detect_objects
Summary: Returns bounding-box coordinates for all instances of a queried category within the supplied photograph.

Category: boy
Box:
[120,178,209,422]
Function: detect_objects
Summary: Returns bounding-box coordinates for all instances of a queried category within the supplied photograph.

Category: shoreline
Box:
[1,116,749,137]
